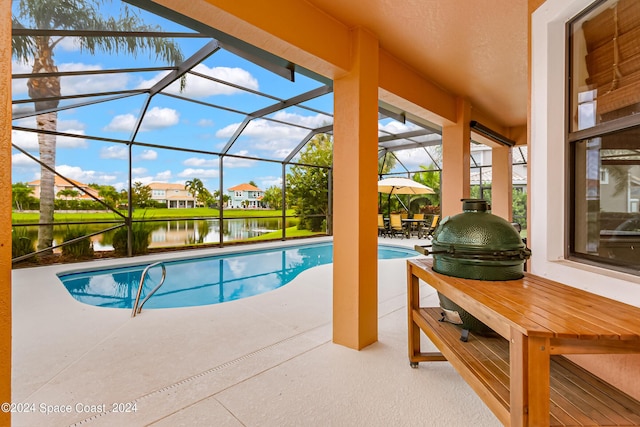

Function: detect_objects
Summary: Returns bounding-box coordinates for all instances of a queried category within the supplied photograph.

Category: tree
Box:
[12,0,184,251]
[57,188,79,199]
[12,182,35,211]
[197,187,213,207]
[412,165,441,209]
[185,178,205,206]
[97,185,120,209]
[378,152,397,175]
[248,180,258,187]
[287,134,332,231]
[262,185,283,210]
[131,181,152,208]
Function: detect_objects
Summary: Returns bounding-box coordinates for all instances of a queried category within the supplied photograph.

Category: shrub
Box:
[61,226,94,259]
[112,223,151,255]
[12,228,35,259]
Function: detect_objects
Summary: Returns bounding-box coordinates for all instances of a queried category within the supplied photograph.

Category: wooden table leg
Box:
[407,266,421,366]
[510,330,551,426]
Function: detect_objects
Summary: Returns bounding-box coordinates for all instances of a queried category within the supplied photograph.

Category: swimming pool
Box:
[57,242,418,310]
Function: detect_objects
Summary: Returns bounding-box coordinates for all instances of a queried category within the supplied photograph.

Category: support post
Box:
[1,0,12,424]
[491,145,513,221]
[441,98,471,217]
[332,27,379,350]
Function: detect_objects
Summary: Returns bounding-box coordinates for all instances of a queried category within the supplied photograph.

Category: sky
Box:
[10,0,443,195]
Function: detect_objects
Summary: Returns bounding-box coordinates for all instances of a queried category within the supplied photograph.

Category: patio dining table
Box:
[401,218,430,239]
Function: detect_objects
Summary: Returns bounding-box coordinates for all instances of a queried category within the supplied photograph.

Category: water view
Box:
[17,218,301,251]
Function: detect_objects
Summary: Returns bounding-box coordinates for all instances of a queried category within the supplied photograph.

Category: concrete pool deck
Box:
[11,236,500,427]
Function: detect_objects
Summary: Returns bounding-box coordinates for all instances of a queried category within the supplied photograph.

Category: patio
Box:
[11,236,500,426]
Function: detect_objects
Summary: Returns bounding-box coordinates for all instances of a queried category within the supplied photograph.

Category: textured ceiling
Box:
[306,0,529,127]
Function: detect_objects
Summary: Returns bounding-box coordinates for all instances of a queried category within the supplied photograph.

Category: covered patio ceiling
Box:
[11,0,529,189]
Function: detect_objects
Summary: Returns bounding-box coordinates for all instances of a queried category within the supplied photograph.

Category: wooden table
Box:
[407,258,640,426]
[401,218,428,239]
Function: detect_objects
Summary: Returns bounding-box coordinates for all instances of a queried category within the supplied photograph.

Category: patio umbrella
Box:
[377,177,435,195]
[377,177,435,215]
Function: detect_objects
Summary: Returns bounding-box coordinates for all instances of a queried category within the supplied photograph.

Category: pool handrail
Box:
[131,261,167,317]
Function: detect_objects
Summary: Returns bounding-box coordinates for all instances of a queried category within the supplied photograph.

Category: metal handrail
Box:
[131,262,166,317]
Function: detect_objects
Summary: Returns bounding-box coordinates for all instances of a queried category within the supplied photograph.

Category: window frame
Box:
[566,0,640,275]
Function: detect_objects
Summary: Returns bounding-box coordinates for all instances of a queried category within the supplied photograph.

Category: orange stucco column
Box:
[332,27,379,350]
[0,0,12,425]
[491,146,513,220]
[441,98,471,217]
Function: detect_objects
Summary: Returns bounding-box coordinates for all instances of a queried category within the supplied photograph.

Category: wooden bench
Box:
[407,258,640,427]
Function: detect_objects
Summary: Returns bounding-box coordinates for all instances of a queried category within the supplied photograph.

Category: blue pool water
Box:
[57,242,418,309]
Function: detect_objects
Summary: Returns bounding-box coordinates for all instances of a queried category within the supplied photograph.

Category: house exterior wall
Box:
[149,184,196,208]
[227,190,264,209]
[531,0,640,399]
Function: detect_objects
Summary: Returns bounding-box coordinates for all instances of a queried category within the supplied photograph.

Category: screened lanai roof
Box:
[11,0,449,193]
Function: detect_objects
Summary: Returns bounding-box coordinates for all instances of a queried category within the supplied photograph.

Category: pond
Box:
[15,218,301,252]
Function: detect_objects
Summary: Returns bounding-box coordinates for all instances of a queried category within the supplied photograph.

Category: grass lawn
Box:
[12,208,297,223]
[246,226,325,241]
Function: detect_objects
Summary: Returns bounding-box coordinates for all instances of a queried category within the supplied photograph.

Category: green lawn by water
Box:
[12,208,297,223]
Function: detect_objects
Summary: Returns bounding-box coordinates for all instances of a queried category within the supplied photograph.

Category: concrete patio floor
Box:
[11,236,501,427]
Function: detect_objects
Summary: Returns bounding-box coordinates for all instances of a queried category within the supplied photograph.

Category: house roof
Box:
[29,176,87,188]
[148,182,187,190]
[228,183,262,192]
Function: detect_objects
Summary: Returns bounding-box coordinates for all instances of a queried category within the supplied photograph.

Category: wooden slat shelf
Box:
[415,307,640,426]
[407,259,640,426]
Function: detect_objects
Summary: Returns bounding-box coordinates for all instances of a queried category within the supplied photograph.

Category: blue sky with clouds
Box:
[11,0,435,194]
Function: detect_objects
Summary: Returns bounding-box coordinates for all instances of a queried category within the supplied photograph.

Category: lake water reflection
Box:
[19,218,299,251]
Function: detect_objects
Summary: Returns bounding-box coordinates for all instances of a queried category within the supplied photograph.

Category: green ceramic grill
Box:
[415,199,531,335]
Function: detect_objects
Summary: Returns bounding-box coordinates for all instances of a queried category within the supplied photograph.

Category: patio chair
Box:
[424,214,440,238]
[411,213,424,238]
[378,214,389,237]
[389,214,405,238]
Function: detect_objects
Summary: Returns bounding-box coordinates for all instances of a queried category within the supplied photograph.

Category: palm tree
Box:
[57,188,79,199]
[185,178,205,206]
[12,0,184,251]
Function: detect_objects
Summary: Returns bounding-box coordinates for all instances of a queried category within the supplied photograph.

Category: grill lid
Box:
[416,199,531,261]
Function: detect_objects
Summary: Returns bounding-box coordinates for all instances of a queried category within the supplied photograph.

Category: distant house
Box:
[149,182,197,208]
[227,183,264,209]
[28,176,100,201]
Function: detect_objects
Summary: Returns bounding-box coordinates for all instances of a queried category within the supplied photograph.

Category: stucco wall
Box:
[531,0,640,399]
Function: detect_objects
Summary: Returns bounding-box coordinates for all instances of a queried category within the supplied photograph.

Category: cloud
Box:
[12,60,130,98]
[131,167,147,175]
[183,157,217,168]
[155,170,172,181]
[131,175,154,185]
[378,120,421,134]
[103,107,179,132]
[56,164,117,184]
[100,145,128,160]
[11,61,31,96]
[137,65,259,98]
[56,38,82,51]
[11,118,88,151]
[138,149,158,160]
[224,150,256,168]
[58,63,130,96]
[177,168,220,178]
[271,111,332,128]
[259,176,283,188]
[11,153,37,168]
[392,148,437,170]
[197,119,214,127]
[216,115,332,158]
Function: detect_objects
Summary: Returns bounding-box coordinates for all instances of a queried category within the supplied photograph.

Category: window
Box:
[569,0,640,273]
